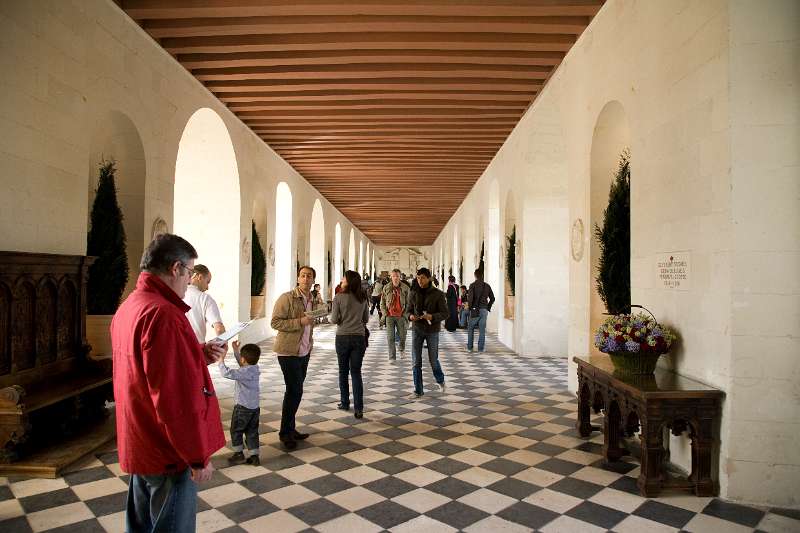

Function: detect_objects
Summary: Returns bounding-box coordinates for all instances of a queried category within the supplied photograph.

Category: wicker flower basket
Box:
[608,351,664,375]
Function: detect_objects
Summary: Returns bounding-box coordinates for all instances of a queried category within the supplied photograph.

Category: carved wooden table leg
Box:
[603,401,628,462]
[638,416,664,497]
[691,417,716,496]
[576,382,593,437]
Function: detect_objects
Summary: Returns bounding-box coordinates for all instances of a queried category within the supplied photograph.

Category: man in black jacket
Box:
[406,268,449,397]
[466,269,496,352]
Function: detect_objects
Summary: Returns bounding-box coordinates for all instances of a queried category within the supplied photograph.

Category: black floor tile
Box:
[548,477,604,499]
[363,476,418,499]
[0,516,33,533]
[703,498,766,528]
[356,500,419,529]
[474,442,517,457]
[63,466,115,486]
[300,474,355,497]
[425,457,472,476]
[497,501,560,529]
[425,501,489,529]
[566,500,628,529]
[370,457,418,475]
[426,477,481,500]
[480,457,529,476]
[239,473,292,495]
[286,498,348,526]
[609,475,641,495]
[19,488,79,513]
[487,478,542,500]
[535,458,585,476]
[218,496,279,523]
[633,500,696,528]
[45,519,106,532]
[312,455,361,474]
[84,491,127,517]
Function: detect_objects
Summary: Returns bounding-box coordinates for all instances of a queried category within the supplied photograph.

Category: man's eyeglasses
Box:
[179,263,196,277]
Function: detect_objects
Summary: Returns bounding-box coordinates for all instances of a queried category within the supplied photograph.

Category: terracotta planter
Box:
[609,351,663,375]
[250,295,265,319]
[86,314,114,360]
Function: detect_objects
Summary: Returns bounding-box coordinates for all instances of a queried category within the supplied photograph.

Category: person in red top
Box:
[112,233,227,533]
[380,269,411,361]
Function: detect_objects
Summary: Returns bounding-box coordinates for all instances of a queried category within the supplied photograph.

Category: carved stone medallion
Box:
[241,236,251,264]
[571,218,585,262]
[151,217,168,239]
[268,243,275,266]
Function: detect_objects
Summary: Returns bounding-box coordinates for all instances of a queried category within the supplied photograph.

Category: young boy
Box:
[219,341,262,465]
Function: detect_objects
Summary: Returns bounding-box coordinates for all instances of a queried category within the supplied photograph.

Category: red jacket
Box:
[111,272,225,474]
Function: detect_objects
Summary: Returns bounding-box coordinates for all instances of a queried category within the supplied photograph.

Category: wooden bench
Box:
[0,252,113,469]
[574,355,724,497]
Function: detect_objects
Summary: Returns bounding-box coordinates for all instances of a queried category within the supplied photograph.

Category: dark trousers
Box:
[370,296,382,318]
[126,468,196,533]
[411,329,445,395]
[336,335,366,411]
[230,404,260,456]
[278,354,310,438]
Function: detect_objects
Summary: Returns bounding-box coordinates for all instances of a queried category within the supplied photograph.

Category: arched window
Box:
[334,223,342,284]
[274,182,293,297]
[309,199,325,293]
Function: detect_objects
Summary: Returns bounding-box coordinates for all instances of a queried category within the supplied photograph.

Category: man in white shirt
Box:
[183,264,225,343]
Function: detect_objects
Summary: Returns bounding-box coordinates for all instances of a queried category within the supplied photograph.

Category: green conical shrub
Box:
[594,149,631,314]
[251,221,266,296]
[87,160,128,314]
[505,226,516,296]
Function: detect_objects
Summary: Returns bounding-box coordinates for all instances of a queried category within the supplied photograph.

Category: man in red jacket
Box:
[112,233,227,532]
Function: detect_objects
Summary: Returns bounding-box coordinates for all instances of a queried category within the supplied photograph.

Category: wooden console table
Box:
[574,355,723,497]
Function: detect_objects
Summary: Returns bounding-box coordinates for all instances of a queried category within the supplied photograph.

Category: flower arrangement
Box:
[594,312,676,355]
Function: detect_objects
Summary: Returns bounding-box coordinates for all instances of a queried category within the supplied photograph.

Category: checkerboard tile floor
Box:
[2,318,797,532]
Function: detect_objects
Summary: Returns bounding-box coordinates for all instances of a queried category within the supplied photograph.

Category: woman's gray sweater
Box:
[330,292,369,336]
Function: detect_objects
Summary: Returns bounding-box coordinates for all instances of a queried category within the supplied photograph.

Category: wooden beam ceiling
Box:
[122,0,603,245]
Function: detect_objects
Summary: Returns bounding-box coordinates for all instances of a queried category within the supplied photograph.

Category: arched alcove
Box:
[310,199,325,293]
[452,224,459,284]
[174,108,241,334]
[334,223,343,285]
[348,228,356,270]
[589,101,631,351]
[504,191,517,320]
[88,110,146,298]
[487,179,501,330]
[359,239,364,275]
[250,196,268,319]
[274,182,293,299]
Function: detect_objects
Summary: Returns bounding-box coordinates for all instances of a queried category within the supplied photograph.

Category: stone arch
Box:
[504,190,517,320]
[88,109,146,298]
[348,228,356,271]
[487,180,501,324]
[273,182,293,298]
[174,108,242,334]
[334,223,343,285]
[589,101,631,351]
[310,200,325,293]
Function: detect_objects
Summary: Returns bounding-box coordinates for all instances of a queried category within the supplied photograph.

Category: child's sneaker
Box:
[246,455,260,466]
[227,452,245,465]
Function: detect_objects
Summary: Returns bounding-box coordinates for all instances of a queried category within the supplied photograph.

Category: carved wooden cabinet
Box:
[0,252,112,463]
[574,355,723,497]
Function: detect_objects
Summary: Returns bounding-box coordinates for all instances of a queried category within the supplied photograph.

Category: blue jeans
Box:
[467,308,489,351]
[126,468,196,533]
[336,335,366,411]
[459,309,469,327]
[411,329,445,395]
[385,316,407,359]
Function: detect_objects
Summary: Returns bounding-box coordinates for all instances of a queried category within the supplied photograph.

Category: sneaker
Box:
[467,347,474,352]
[337,402,350,411]
[246,455,260,466]
[438,382,446,393]
[354,410,363,419]
[407,392,423,400]
[227,452,245,465]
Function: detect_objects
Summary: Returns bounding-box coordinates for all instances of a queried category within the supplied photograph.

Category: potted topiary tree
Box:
[86,160,128,358]
[504,225,516,319]
[250,221,266,318]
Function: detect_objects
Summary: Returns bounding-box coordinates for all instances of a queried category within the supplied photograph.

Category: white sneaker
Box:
[407,392,423,400]
[438,382,446,393]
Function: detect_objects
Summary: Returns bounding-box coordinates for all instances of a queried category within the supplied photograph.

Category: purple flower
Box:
[604,338,620,352]
[624,340,640,352]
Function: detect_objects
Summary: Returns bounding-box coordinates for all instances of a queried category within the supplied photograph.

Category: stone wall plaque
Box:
[151,217,168,240]
[657,253,691,290]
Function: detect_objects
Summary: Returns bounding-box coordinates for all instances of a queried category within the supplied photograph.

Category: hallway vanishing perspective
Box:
[0,317,792,532]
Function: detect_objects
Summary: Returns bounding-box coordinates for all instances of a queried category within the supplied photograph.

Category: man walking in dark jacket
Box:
[466,269,496,352]
[406,267,449,397]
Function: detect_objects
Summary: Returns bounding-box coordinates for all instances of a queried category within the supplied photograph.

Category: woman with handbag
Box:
[329,270,370,418]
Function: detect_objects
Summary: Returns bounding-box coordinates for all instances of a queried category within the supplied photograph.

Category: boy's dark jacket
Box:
[405,285,449,334]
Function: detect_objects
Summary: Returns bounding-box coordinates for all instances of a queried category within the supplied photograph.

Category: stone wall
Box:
[433,0,799,507]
